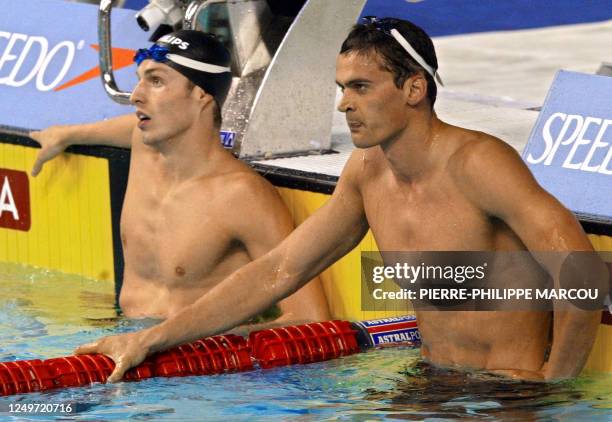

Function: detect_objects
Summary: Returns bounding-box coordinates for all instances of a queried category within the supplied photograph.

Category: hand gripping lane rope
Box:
[0,316,419,396]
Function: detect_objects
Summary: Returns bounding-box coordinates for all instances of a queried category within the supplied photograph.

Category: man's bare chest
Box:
[120,188,239,283]
[362,176,493,251]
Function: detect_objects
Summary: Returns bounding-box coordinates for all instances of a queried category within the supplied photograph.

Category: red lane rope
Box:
[0,319,416,396]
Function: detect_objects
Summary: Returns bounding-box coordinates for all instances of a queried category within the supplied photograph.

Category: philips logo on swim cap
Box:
[154,30,232,106]
[158,35,189,50]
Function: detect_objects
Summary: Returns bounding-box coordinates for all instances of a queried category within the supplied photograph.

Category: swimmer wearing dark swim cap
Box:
[134,30,233,106]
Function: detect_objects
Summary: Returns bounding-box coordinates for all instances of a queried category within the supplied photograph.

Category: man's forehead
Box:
[335,51,389,81]
[136,60,175,77]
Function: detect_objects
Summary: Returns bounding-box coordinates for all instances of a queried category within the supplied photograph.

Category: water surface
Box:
[1,263,611,420]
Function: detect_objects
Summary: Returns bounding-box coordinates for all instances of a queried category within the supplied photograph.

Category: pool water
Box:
[1,263,611,420]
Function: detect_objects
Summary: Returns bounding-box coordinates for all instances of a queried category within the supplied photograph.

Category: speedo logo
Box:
[0,31,135,92]
[158,35,189,50]
[0,31,84,91]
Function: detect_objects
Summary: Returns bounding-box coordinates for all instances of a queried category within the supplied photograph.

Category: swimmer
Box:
[76,19,608,382]
[30,30,330,324]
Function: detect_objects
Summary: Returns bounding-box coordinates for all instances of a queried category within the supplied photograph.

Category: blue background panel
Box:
[362,0,612,37]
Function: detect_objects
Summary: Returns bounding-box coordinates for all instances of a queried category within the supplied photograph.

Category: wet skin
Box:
[333,51,603,378]
[73,52,606,383]
[334,52,549,370]
[30,60,330,322]
[121,61,329,320]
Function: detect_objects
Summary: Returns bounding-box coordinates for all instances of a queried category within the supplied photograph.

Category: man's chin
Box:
[350,133,374,149]
[141,135,161,146]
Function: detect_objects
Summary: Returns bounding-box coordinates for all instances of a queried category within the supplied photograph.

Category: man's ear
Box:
[193,85,214,110]
[403,73,428,106]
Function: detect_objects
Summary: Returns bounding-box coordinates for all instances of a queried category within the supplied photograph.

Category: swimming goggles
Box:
[134,44,170,66]
[134,44,231,74]
[361,16,444,86]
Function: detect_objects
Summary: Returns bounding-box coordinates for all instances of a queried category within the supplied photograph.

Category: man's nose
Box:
[337,92,354,113]
[130,80,145,105]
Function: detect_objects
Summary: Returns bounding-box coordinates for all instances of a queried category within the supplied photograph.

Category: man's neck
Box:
[151,123,225,185]
[380,109,443,182]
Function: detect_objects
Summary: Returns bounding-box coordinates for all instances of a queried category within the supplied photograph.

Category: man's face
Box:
[336,51,409,149]
[131,60,200,146]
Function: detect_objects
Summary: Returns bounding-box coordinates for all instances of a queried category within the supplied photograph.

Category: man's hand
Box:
[75,331,150,383]
[29,126,72,177]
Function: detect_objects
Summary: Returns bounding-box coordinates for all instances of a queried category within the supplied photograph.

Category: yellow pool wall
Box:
[0,142,114,282]
[0,141,610,373]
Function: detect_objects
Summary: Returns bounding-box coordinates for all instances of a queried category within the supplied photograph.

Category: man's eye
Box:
[152,77,162,86]
[356,84,368,92]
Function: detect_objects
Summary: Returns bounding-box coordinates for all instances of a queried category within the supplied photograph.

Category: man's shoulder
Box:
[220,165,276,197]
[447,128,521,177]
[445,127,536,208]
[198,161,293,239]
[201,161,282,209]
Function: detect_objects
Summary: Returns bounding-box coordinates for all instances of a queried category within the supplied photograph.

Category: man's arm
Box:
[226,172,331,326]
[456,135,609,380]
[29,114,137,176]
[76,151,370,382]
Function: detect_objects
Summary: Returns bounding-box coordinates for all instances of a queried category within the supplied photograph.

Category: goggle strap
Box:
[389,28,444,87]
[166,54,231,74]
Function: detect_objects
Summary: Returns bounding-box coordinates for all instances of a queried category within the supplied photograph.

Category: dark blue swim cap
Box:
[135,30,233,106]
